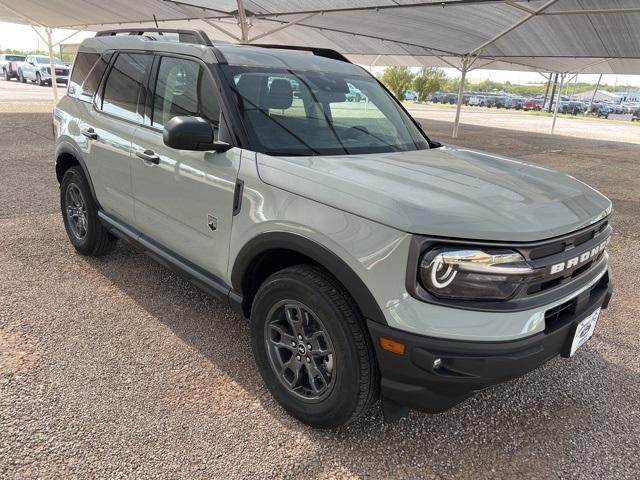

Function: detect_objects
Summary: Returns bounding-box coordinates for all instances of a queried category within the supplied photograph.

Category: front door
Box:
[131,55,241,280]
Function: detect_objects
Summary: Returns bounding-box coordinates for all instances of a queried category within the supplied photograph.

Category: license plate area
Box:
[565,308,601,357]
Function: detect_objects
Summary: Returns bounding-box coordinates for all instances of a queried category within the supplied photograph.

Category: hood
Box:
[256,146,612,242]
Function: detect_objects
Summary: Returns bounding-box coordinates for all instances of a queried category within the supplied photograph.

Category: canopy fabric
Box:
[1,0,639,73]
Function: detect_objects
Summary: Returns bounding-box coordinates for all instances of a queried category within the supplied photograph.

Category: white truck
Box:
[17,54,70,86]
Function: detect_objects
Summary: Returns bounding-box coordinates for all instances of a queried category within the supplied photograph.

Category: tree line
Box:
[378,66,639,101]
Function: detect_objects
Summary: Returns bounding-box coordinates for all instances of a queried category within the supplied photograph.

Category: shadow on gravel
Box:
[84,242,640,478]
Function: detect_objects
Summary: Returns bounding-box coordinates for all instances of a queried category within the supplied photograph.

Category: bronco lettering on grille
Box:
[549,237,610,275]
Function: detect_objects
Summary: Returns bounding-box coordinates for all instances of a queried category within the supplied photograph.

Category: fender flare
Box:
[231,231,387,325]
[55,140,100,206]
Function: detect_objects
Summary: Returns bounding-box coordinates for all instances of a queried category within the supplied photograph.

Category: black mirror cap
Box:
[163,116,232,152]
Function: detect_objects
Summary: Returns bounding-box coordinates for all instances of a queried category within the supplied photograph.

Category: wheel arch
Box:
[55,141,100,208]
[231,231,387,326]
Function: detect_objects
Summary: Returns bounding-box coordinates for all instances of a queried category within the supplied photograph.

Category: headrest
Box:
[266,79,293,110]
[236,74,267,109]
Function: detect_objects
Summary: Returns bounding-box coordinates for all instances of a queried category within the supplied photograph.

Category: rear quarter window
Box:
[68,52,100,99]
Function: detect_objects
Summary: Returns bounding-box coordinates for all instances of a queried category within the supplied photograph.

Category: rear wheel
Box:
[3,69,9,81]
[250,265,378,428]
[18,70,25,83]
[60,166,116,256]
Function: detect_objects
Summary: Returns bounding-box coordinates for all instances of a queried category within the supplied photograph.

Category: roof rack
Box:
[95,28,213,46]
[245,44,351,63]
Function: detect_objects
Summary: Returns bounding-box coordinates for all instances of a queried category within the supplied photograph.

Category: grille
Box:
[544,272,609,333]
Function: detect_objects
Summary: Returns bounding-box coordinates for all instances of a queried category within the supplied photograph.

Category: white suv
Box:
[54,29,613,428]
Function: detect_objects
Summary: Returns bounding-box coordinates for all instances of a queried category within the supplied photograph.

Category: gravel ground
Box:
[1,92,639,479]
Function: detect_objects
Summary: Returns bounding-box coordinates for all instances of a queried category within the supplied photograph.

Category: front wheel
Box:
[60,167,116,256]
[251,265,378,428]
[36,73,44,86]
[18,70,25,83]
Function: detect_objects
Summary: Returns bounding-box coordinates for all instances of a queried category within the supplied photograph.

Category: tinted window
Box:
[225,67,427,156]
[79,52,111,102]
[5,55,25,61]
[101,53,152,123]
[68,52,100,98]
[152,56,220,128]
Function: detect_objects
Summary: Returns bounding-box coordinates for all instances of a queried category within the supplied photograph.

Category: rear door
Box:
[88,52,153,224]
[131,54,241,280]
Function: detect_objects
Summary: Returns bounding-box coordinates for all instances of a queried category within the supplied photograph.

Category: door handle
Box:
[81,127,98,140]
[136,149,160,165]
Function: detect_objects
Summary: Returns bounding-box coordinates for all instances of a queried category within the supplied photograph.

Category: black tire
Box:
[36,72,44,86]
[60,166,116,256]
[250,264,378,428]
[18,70,25,83]
[3,69,9,81]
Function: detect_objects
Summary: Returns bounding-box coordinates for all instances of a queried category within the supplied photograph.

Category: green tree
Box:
[412,67,447,101]
[380,66,414,100]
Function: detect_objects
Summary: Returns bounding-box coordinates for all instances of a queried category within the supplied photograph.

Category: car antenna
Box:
[153,14,159,29]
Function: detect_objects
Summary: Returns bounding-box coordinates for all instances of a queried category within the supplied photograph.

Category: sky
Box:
[2,21,640,88]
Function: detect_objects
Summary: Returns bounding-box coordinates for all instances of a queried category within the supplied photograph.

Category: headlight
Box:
[42,67,50,74]
[419,247,536,301]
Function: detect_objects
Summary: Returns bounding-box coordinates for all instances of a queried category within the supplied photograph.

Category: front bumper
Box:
[369,270,612,413]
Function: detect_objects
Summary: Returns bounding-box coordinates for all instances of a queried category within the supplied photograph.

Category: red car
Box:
[523,98,544,111]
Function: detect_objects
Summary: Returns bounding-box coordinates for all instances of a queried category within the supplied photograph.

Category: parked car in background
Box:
[504,97,524,110]
[1,54,25,81]
[523,98,544,111]
[632,108,640,121]
[17,55,70,86]
[561,101,586,116]
[468,95,488,106]
[404,90,418,101]
[346,82,366,102]
[487,95,508,108]
[587,103,610,119]
[427,92,446,103]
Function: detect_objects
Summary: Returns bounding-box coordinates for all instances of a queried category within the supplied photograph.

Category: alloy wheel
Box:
[264,300,336,402]
[65,183,88,240]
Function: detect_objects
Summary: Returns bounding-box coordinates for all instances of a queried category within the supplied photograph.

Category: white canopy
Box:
[1,0,639,74]
[1,0,638,135]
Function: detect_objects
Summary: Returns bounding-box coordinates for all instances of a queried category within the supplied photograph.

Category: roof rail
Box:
[95,28,213,46]
[245,44,351,63]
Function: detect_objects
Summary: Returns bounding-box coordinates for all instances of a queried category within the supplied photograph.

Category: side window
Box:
[101,53,152,123]
[152,56,220,129]
[80,52,112,102]
[68,52,100,98]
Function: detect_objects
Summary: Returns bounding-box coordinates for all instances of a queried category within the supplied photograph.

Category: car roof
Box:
[79,30,367,77]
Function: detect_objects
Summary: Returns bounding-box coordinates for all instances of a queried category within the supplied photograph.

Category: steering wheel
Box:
[341,125,370,141]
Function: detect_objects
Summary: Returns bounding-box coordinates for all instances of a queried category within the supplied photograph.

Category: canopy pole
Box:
[588,73,603,112]
[550,73,565,134]
[236,0,250,42]
[452,57,468,139]
[45,27,59,105]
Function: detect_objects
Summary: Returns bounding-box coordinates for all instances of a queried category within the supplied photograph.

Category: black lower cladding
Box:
[368,271,612,413]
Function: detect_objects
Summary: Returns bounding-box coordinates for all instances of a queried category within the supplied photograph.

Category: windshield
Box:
[5,55,25,61]
[222,66,429,156]
[36,57,64,65]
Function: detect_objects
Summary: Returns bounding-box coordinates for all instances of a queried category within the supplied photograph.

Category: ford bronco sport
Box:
[54,29,613,429]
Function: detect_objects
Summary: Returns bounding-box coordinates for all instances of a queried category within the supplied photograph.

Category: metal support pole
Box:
[550,73,565,134]
[547,73,558,112]
[452,57,468,139]
[542,73,552,107]
[588,73,603,112]
[46,27,59,105]
[236,0,250,42]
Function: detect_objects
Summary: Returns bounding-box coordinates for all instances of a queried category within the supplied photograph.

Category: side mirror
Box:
[163,116,232,152]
